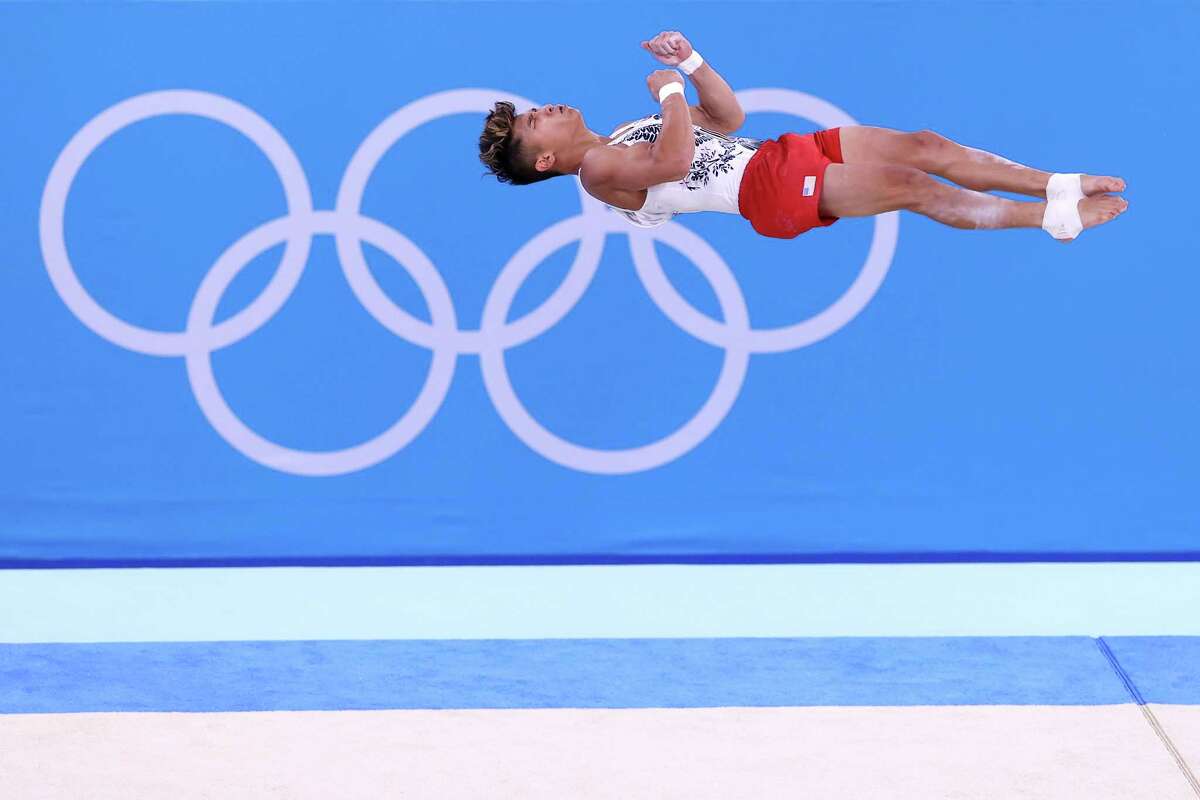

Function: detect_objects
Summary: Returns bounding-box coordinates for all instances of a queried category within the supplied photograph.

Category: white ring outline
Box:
[478,214,751,474]
[335,89,611,354]
[630,88,899,353]
[39,90,314,357]
[184,211,458,477]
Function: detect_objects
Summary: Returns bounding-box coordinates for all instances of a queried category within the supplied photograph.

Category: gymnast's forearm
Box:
[654,91,695,170]
[688,62,745,130]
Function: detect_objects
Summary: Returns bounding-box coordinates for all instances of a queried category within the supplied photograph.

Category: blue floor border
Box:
[3,637,1198,714]
[4,552,1200,569]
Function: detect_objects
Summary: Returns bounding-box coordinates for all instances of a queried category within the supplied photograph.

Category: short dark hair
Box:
[478,100,563,186]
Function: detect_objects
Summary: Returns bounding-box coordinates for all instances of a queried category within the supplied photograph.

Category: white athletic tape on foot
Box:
[1042,173,1084,240]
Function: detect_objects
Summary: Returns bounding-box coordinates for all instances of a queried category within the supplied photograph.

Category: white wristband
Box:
[678,50,704,75]
[658,82,685,104]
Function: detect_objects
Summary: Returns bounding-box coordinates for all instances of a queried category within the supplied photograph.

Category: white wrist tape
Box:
[1042,173,1085,240]
[679,50,704,75]
[658,82,685,104]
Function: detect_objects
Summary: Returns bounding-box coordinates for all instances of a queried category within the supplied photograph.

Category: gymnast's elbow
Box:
[716,111,746,134]
[653,149,693,181]
[666,156,692,181]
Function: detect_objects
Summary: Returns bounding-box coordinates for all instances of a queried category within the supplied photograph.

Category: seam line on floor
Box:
[1096,637,1200,798]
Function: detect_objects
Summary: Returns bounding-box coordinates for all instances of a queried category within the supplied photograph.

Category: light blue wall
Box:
[1,1,1196,565]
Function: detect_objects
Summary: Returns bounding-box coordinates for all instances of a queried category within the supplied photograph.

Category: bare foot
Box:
[1057,195,1128,243]
[1081,174,1126,195]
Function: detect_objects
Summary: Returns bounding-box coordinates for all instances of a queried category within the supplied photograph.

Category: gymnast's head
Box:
[479,100,591,185]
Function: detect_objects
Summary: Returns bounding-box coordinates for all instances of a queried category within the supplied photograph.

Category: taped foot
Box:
[1042,173,1086,240]
[1046,194,1128,244]
[1041,181,1123,245]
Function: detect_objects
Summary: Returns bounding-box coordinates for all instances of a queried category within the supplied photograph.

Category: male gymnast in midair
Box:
[479,30,1127,242]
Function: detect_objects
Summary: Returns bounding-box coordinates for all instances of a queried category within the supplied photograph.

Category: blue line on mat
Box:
[0,637,1141,714]
[1095,637,1146,705]
[1099,638,1200,705]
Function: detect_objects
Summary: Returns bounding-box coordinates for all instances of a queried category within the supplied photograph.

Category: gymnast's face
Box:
[514,103,581,173]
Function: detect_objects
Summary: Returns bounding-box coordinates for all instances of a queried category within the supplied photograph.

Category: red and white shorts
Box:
[737,128,844,239]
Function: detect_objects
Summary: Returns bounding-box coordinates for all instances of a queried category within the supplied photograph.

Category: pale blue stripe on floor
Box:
[1,563,1198,643]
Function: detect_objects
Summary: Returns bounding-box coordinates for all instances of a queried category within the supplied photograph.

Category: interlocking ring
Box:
[39,88,898,476]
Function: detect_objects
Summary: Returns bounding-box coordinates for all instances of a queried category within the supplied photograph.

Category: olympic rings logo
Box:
[39,88,898,476]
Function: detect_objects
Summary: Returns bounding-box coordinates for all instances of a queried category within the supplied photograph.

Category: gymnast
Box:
[479,30,1126,242]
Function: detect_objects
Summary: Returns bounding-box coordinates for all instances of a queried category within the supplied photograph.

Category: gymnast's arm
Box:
[580,75,695,192]
[687,61,746,135]
[641,32,744,134]
[651,79,696,172]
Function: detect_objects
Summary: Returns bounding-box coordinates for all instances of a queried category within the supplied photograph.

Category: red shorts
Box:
[737,128,844,239]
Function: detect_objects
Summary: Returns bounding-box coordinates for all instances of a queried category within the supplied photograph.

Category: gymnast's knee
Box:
[906,129,951,170]
[884,164,935,210]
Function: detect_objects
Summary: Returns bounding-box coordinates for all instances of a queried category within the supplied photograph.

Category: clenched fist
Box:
[647,69,684,102]
[641,31,694,67]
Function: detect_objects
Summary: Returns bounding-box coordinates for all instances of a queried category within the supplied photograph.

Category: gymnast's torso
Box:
[594,114,765,228]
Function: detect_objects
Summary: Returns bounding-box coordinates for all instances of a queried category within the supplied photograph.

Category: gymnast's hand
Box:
[646,69,684,102]
[641,31,694,67]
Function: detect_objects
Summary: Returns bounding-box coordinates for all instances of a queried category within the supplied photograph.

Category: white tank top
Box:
[600,114,764,228]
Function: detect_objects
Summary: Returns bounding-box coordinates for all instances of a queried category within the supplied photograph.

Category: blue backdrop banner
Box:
[2,1,1197,566]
